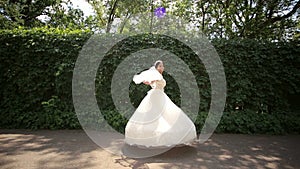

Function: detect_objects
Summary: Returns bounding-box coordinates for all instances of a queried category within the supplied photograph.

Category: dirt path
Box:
[0,130,299,169]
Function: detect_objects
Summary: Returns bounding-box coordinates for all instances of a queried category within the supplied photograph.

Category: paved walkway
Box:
[0,130,299,169]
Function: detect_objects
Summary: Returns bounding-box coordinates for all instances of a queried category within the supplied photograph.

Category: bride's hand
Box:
[143,81,155,85]
[143,81,150,85]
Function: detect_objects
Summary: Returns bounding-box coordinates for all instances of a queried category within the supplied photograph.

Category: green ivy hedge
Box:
[0,28,91,129]
[0,27,299,134]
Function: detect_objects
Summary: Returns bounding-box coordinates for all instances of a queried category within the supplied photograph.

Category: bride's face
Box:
[156,62,164,73]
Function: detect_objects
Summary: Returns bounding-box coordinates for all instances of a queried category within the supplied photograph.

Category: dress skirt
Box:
[125,88,197,148]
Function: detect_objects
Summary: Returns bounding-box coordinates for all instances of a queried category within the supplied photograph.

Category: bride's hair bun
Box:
[154,60,163,68]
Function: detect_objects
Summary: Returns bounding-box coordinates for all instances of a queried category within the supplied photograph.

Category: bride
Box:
[125,60,197,148]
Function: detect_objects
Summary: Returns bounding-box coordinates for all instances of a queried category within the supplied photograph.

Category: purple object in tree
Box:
[154,7,166,18]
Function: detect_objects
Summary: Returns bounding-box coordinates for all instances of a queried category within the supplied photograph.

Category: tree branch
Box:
[261,0,300,27]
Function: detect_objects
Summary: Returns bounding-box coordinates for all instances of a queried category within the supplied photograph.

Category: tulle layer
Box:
[125,89,197,148]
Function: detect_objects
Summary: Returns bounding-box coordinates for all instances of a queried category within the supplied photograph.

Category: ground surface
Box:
[0,130,299,169]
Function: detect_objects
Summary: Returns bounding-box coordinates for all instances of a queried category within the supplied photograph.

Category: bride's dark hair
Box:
[154,60,163,68]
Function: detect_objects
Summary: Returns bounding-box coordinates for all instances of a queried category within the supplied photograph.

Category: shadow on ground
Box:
[0,130,299,169]
[0,130,103,169]
[115,134,300,169]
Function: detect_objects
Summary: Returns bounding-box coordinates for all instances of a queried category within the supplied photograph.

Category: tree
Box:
[44,0,91,29]
[0,0,95,30]
[0,0,61,28]
[87,0,151,33]
[190,0,300,40]
[1,0,298,41]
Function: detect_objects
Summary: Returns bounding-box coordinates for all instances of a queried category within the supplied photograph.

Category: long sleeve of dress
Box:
[133,67,163,84]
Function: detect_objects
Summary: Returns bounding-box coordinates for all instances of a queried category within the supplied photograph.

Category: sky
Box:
[70,0,95,17]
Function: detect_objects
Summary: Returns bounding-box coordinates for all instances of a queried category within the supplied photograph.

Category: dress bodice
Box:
[150,79,166,90]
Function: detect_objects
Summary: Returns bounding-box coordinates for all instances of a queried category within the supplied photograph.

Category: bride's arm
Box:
[143,80,156,85]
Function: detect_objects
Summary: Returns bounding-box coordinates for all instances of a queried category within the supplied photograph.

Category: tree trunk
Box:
[106,0,120,33]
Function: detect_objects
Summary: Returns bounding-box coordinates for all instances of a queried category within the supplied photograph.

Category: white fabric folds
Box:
[125,71,197,148]
[133,66,163,84]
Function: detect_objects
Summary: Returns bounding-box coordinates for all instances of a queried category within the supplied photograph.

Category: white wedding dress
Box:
[125,68,197,148]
